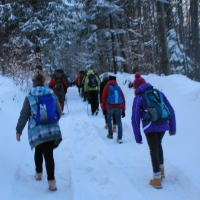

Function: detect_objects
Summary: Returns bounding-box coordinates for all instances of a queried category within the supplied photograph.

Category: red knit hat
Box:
[133,72,146,89]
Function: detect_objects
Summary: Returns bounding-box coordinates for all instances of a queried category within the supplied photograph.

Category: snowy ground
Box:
[1,73,200,200]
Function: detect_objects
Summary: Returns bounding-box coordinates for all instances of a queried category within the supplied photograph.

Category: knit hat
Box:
[32,72,45,87]
[57,69,64,73]
[133,72,146,89]
[109,75,116,81]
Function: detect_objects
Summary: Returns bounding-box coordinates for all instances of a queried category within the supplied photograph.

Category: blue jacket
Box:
[131,83,176,143]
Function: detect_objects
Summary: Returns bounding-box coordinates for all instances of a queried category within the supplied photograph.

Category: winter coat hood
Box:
[87,70,94,75]
[135,83,153,94]
[28,86,54,97]
[106,80,118,85]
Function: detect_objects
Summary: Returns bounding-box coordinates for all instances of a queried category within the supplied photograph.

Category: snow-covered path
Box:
[62,88,144,200]
[1,74,200,200]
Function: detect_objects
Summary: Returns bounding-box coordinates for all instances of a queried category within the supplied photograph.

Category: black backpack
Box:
[54,72,64,89]
[88,74,98,88]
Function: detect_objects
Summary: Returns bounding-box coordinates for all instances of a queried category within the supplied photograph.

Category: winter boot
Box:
[104,124,108,129]
[48,180,57,191]
[149,175,162,189]
[35,172,42,181]
[117,138,123,144]
[160,167,165,178]
[107,133,113,139]
[112,125,117,132]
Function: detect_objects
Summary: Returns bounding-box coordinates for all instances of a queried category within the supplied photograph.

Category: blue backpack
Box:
[142,88,171,123]
[35,95,59,125]
[106,85,123,104]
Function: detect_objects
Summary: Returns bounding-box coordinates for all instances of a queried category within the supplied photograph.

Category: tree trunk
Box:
[157,1,170,75]
[109,14,117,74]
[190,0,200,80]
[178,0,184,44]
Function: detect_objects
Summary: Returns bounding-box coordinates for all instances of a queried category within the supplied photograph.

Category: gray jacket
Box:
[16,86,63,149]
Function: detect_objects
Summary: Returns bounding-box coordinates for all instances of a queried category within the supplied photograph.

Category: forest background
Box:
[0,0,200,89]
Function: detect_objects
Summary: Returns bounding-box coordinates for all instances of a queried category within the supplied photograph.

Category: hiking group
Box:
[15,68,176,191]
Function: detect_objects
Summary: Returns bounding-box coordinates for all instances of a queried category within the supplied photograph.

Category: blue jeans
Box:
[107,108,122,139]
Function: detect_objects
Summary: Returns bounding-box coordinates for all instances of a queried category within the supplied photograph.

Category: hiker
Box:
[84,66,101,115]
[100,72,117,132]
[75,71,85,95]
[94,71,101,111]
[49,69,67,111]
[101,75,126,143]
[16,72,62,191]
[65,74,71,92]
[81,73,88,102]
[131,72,176,189]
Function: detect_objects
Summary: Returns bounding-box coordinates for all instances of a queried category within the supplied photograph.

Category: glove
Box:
[121,112,125,118]
[103,110,107,115]
[169,131,176,136]
[16,133,21,141]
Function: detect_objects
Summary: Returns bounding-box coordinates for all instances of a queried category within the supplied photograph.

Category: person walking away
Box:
[65,74,71,93]
[94,71,101,112]
[49,69,67,112]
[100,72,117,131]
[81,72,88,102]
[16,72,63,191]
[75,71,84,96]
[131,72,176,189]
[84,67,101,115]
[101,75,126,143]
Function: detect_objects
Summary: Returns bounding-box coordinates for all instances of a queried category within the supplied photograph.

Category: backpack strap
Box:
[151,88,162,103]
[143,88,161,106]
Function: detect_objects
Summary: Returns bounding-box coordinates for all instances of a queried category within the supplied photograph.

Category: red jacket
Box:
[49,77,67,92]
[101,80,126,112]
[75,75,84,86]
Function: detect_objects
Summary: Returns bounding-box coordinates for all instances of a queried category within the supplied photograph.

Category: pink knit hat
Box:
[133,72,146,89]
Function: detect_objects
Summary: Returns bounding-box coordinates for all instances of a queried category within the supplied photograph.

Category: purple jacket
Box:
[131,83,176,143]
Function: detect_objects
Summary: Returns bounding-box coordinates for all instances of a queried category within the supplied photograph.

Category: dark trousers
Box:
[35,141,55,180]
[145,132,165,173]
[54,89,65,110]
[82,89,87,101]
[88,90,99,114]
[78,85,82,94]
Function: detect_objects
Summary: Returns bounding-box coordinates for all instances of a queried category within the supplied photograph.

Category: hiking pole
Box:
[87,101,89,116]
[86,92,90,116]
[65,97,69,115]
